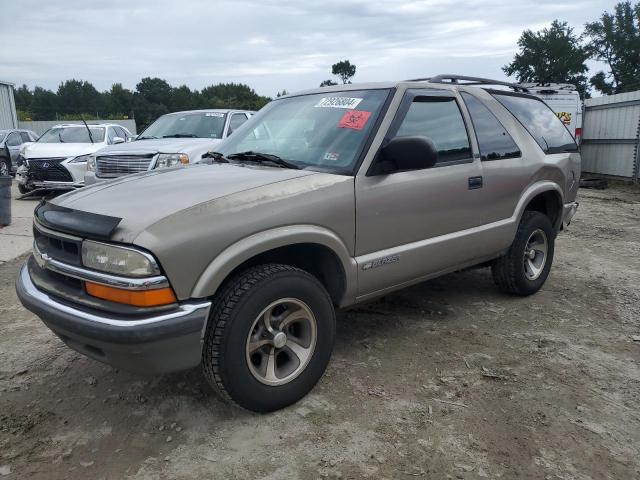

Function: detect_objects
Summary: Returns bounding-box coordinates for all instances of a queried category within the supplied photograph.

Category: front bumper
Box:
[562,201,579,229]
[16,263,211,374]
[84,171,102,186]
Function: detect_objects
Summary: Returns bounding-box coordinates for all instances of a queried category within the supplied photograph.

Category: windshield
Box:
[38,127,105,143]
[215,89,390,174]
[138,112,227,140]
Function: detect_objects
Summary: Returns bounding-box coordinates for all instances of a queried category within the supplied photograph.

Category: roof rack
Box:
[406,74,530,93]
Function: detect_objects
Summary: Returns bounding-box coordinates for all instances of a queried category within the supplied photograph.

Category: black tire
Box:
[0,157,9,177]
[18,183,32,195]
[202,263,336,412]
[491,211,555,296]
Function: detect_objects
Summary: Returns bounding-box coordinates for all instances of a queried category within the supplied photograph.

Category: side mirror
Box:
[374,136,438,174]
[112,136,125,145]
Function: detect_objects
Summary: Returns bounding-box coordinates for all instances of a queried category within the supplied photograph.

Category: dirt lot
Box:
[1,184,639,480]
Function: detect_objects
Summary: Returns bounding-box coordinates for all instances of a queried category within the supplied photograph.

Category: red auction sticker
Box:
[337,110,372,130]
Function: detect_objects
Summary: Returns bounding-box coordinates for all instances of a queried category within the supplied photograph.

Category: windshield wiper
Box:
[202,151,229,163]
[226,151,300,170]
[162,133,198,138]
[136,135,159,140]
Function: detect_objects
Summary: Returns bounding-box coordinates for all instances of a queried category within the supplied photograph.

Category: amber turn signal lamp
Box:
[85,282,177,307]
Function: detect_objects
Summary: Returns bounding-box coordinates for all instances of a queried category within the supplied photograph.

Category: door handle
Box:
[468,176,483,189]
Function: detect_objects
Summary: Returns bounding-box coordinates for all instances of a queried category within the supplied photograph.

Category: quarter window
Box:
[460,93,521,161]
[229,113,248,134]
[492,93,577,153]
[395,96,471,163]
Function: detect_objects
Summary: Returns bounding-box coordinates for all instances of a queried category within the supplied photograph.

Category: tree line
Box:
[14,78,271,130]
[504,1,640,97]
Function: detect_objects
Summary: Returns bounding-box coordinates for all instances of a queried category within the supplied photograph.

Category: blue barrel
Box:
[0,175,11,226]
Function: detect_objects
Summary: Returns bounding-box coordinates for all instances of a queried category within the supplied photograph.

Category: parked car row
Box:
[0,129,38,176]
[13,109,253,193]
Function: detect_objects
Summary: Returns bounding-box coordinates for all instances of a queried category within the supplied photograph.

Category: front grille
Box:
[28,158,73,182]
[96,154,155,178]
[33,225,82,266]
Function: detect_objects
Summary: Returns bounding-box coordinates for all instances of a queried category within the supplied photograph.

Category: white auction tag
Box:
[314,97,363,109]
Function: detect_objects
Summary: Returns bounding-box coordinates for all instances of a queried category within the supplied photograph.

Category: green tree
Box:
[168,85,197,112]
[57,79,103,116]
[105,83,135,118]
[331,60,356,84]
[200,82,270,110]
[319,79,338,87]
[584,1,640,94]
[503,20,590,97]
[29,87,59,120]
[136,77,173,105]
[13,84,33,112]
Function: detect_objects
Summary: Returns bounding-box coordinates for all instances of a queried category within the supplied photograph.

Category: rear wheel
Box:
[492,211,555,296]
[202,264,336,412]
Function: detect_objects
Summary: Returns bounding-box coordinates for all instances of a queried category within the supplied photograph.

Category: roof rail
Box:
[406,74,529,93]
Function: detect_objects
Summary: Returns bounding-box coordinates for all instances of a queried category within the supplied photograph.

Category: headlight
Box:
[155,153,189,169]
[69,154,91,164]
[86,154,96,172]
[81,240,161,277]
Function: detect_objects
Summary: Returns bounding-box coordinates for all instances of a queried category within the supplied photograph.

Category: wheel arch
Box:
[515,182,564,232]
[191,225,357,306]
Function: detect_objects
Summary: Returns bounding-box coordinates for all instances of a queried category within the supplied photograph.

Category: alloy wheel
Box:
[245,298,317,386]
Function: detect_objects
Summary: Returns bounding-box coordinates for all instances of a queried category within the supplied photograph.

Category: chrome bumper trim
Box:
[19,265,211,328]
[33,242,169,291]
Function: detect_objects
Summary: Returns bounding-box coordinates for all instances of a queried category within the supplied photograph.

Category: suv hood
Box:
[97,137,220,155]
[51,163,318,242]
[22,142,103,159]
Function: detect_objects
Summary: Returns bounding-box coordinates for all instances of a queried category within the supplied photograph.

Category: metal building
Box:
[581,90,640,182]
[0,80,18,130]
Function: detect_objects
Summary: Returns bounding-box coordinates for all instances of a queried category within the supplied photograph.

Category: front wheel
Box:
[17,183,33,195]
[202,264,336,412]
[492,211,555,296]
[0,157,9,177]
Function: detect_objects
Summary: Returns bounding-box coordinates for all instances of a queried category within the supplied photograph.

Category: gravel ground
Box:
[1,184,639,480]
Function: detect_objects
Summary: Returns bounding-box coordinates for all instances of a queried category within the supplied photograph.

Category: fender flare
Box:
[513,181,564,230]
[190,225,357,304]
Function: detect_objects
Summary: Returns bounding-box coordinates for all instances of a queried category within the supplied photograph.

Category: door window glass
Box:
[395,96,471,164]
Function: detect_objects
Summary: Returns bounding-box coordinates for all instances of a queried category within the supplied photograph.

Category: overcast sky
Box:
[1,0,615,97]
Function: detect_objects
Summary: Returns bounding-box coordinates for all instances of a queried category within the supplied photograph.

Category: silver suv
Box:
[85,109,253,184]
[16,75,580,412]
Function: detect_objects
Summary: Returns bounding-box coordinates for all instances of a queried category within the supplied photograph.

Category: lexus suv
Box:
[16,75,580,412]
[16,123,133,194]
[84,109,253,185]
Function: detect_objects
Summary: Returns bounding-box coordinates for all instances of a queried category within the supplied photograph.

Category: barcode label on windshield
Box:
[314,97,363,109]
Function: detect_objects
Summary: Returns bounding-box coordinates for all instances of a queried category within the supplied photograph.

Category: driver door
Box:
[355,89,487,298]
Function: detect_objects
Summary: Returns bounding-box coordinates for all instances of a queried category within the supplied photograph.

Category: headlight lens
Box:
[69,154,91,164]
[86,154,96,172]
[81,241,160,277]
[155,153,189,169]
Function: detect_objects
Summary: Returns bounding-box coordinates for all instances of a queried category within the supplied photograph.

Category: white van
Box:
[520,83,583,145]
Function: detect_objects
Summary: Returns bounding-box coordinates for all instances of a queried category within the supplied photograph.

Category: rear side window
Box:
[228,113,248,134]
[460,93,521,161]
[492,93,577,153]
[395,97,471,163]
